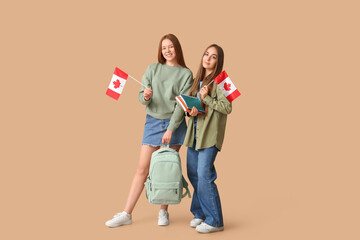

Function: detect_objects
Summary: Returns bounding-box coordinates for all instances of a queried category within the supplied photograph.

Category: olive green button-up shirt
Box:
[183,82,232,151]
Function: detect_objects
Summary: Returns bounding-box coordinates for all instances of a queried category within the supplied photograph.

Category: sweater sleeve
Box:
[202,83,232,115]
[168,71,193,132]
[138,65,152,105]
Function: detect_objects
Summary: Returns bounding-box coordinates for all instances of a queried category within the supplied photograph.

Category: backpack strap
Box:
[181,176,191,198]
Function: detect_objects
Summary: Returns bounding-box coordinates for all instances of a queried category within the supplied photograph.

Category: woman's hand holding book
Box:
[189,106,199,117]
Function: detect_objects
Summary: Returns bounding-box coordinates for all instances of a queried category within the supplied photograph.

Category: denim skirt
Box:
[142,114,187,147]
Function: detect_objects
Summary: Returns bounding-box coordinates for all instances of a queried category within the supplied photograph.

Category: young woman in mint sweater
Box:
[106,34,193,227]
[183,44,232,233]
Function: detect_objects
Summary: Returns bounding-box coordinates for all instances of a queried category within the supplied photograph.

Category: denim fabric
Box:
[142,114,187,147]
[186,117,224,227]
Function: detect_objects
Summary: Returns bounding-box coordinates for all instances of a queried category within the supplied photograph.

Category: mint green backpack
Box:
[145,145,191,205]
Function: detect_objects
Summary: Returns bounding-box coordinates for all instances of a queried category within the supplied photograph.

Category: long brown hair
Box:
[157,33,187,68]
[189,44,224,115]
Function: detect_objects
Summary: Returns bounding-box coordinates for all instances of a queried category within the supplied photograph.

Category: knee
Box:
[136,166,149,178]
[197,169,209,181]
[197,168,217,183]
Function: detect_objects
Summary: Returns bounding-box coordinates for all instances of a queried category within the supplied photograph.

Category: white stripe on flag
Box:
[108,75,127,94]
[217,77,235,97]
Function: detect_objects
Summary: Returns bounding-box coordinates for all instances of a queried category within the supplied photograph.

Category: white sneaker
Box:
[158,209,169,226]
[190,218,204,228]
[196,222,224,233]
[105,211,132,227]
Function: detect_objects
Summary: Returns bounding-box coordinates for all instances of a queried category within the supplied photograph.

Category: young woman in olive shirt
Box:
[184,44,232,233]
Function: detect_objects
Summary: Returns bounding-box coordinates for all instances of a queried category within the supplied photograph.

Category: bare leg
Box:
[124,145,160,214]
[160,144,182,211]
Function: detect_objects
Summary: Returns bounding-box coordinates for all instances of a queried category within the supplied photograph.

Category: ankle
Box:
[123,210,131,215]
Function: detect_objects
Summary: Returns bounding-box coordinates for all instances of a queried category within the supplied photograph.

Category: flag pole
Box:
[128,74,147,88]
[206,79,215,87]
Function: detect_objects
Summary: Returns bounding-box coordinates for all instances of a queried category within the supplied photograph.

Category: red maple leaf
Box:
[113,79,121,89]
[224,82,231,91]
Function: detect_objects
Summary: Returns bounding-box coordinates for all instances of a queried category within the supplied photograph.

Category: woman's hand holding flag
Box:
[143,88,152,101]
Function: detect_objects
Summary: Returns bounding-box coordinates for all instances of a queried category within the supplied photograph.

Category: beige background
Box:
[1,0,359,239]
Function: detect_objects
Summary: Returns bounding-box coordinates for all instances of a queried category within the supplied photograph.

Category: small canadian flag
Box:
[214,71,241,102]
[106,67,128,100]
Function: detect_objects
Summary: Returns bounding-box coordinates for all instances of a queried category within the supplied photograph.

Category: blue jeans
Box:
[186,118,224,227]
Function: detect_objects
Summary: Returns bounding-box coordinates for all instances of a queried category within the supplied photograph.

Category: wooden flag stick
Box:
[128,74,147,88]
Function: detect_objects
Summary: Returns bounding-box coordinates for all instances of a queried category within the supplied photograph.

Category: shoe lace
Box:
[159,212,168,218]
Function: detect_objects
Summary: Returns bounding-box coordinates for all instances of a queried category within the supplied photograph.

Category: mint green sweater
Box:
[138,63,193,132]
